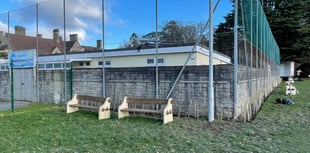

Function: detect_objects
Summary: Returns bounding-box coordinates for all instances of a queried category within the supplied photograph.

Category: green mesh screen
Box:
[239,0,280,64]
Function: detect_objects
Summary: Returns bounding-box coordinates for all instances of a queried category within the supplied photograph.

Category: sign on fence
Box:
[8,50,36,68]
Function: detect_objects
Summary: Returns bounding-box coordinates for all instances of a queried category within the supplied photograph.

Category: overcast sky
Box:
[0,0,233,49]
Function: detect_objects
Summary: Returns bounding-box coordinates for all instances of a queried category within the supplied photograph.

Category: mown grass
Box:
[0,79,309,152]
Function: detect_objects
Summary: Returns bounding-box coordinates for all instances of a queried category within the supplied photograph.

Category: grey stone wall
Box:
[72,69,102,97]
[38,70,70,104]
[71,65,234,118]
[0,71,9,101]
[0,65,281,121]
[235,66,281,121]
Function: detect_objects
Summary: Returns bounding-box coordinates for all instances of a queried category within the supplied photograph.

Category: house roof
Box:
[37,45,231,64]
[8,34,64,55]
[3,34,97,56]
[0,33,231,64]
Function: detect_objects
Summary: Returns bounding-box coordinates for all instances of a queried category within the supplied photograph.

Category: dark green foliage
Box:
[128,32,139,48]
[215,12,234,33]
[263,0,310,63]
[122,20,208,48]
[161,20,184,43]
[214,13,234,58]
[215,0,310,63]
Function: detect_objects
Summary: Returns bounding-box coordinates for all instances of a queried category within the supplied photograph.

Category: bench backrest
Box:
[76,95,111,103]
[126,97,175,104]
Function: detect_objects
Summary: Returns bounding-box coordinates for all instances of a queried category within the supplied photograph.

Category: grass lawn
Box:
[1,79,309,152]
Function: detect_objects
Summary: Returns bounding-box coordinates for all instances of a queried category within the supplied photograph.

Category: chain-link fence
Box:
[0,0,280,121]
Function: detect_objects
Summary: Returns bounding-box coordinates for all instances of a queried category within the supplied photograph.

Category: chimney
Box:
[69,34,78,42]
[15,26,26,36]
[97,40,102,50]
[37,34,42,38]
[53,29,59,42]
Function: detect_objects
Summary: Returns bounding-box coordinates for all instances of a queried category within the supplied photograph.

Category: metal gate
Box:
[13,69,34,101]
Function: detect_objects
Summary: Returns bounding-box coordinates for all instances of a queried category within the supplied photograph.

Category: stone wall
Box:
[71,65,234,118]
[0,71,9,100]
[72,69,103,97]
[235,66,281,121]
[38,70,69,103]
[0,65,281,121]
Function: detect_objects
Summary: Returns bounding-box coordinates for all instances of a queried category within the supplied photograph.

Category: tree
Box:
[128,32,139,48]
[160,20,206,45]
[213,0,310,64]
[122,20,208,48]
[214,12,234,58]
[141,32,158,44]
[215,12,234,33]
[262,0,310,63]
[161,20,183,44]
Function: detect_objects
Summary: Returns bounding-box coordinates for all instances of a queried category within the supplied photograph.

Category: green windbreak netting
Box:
[239,0,280,64]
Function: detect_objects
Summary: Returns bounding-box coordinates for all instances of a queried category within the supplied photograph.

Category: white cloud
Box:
[12,0,47,4]
[0,21,8,32]
[9,0,126,26]
[7,0,127,46]
[73,17,88,29]
[0,21,14,34]
[66,28,87,42]
[69,0,101,20]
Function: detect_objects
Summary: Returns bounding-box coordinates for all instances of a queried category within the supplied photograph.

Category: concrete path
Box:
[0,101,30,111]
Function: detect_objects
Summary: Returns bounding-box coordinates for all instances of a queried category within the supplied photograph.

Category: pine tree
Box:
[263,0,310,63]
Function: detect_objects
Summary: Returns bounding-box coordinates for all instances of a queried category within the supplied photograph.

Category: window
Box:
[78,61,91,66]
[46,63,53,69]
[147,59,154,64]
[0,65,8,71]
[157,58,164,64]
[65,63,71,68]
[147,58,165,66]
[105,60,111,66]
[98,61,111,67]
[54,63,62,69]
[38,64,45,69]
[38,62,70,70]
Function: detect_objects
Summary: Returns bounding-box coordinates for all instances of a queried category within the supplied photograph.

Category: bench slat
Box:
[121,108,161,114]
[69,104,98,110]
[76,95,109,102]
[126,98,167,104]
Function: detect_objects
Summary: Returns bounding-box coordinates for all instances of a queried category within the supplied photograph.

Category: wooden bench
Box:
[118,97,175,124]
[66,94,112,120]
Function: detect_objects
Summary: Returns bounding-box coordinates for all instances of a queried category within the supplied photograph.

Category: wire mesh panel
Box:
[9,4,36,37]
[65,0,102,47]
[0,0,283,122]
[37,0,68,103]
[0,12,9,101]
[104,0,155,49]
[0,12,8,33]
[234,0,281,121]
[0,12,8,58]
[239,0,280,65]
[8,5,37,101]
